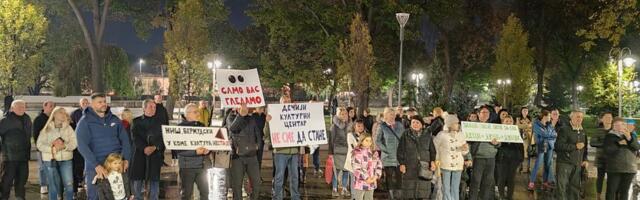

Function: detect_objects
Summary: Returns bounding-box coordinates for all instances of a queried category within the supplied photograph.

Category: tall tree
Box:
[102,46,134,97]
[577,0,639,50]
[492,14,535,108]
[0,0,48,95]
[164,0,215,118]
[338,13,375,116]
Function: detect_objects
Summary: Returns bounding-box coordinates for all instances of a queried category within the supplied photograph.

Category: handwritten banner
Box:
[162,125,232,150]
[462,121,523,143]
[267,103,328,148]
[216,69,265,108]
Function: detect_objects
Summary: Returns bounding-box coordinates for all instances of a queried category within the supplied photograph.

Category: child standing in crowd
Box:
[94,153,132,200]
[434,115,468,200]
[351,135,382,200]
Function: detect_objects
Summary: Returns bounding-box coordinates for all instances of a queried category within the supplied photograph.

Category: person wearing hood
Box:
[397,115,436,199]
[0,100,31,200]
[33,101,54,194]
[603,117,640,200]
[76,93,132,200]
[375,107,405,199]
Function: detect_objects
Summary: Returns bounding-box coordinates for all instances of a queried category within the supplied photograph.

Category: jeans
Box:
[332,170,350,190]
[442,169,462,200]
[230,156,261,200]
[530,149,555,183]
[179,168,208,200]
[132,180,159,200]
[273,154,300,200]
[606,172,635,200]
[85,168,98,200]
[469,158,495,200]
[44,160,74,200]
[37,154,48,187]
[72,150,84,192]
[0,161,28,200]
[556,163,581,200]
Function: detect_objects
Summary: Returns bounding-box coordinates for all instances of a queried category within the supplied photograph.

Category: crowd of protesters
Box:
[0,91,639,200]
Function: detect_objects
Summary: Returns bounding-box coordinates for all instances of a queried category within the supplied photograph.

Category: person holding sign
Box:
[177,103,211,200]
[264,96,301,200]
[130,99,165,200]
[397,115,437,199]
[329,107,352,198]
[468,105,500,200]
[375,107,405,199]
[227,103,261,200]
[528,110,556,191]
[495,115,524,200]
[554,111,588,200]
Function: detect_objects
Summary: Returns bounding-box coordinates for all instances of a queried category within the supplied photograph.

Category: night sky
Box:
[103,0,251,58]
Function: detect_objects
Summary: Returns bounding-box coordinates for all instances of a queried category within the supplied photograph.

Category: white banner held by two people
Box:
[267,102,328,148]
[461,121,523,143]
[215,68,265,108]
[162,125,232,150]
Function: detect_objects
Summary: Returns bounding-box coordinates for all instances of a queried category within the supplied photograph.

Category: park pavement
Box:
[15,150,605,200]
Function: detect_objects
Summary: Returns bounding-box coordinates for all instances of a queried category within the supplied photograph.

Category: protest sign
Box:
[216,69,265,108]
[162,125,232,150]
[267,102,327,148]
[461,121,523,143]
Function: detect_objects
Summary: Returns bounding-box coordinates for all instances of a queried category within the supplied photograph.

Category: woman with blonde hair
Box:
[37,107,78,200]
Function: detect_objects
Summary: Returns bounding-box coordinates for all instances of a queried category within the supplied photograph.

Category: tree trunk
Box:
[356,86,370,117]
[166,91,176,121]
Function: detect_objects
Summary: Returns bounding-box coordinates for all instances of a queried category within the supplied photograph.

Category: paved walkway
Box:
[15,151,632,200]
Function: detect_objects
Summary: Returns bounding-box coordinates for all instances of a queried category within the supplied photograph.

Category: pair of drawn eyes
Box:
[228,75,245,83]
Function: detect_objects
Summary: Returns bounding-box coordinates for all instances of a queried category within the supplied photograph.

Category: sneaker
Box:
[242,188,248,197]
[341,188,351,197]
[527,182,535,191]
[227,188,233,198]
[332,189,339,197]
[40,186,48,194]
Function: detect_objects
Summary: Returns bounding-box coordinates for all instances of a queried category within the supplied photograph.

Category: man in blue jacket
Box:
[76,93,131,200]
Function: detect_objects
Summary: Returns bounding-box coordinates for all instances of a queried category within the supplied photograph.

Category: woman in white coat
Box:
[434,115,469,200]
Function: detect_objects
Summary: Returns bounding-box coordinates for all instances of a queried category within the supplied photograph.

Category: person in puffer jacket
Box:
[37,107,77,200]
[351,134,382,200]
[0,100,31,200]
[375,107,404,199]
[76,93,132,200]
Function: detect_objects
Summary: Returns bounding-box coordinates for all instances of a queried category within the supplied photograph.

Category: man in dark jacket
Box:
[177,103,211,200]
[0,100,31,200]
[70,97,89,194]
[227,103,261,200]
[603,118,640,200]
[130,99,165,200]
[76,93,132,200]
[554,110,588,200]
[253,107,267,168]
[32,101,54,194]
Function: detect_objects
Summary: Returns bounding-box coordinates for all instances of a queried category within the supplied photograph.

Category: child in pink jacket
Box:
[351,134,383,200]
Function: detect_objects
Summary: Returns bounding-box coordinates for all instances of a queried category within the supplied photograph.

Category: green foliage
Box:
[52,46,90,96]
[338,13,375,115]
[583,61,638,116]
[164,0,212,100]
[492,14,535,108]
[0,0,48,95]
[576,0,639,50]
[102,46,134,97]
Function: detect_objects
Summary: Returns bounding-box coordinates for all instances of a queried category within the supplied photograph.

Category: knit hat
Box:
[443,114,460,131]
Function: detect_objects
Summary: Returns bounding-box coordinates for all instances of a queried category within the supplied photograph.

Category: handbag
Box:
[415,133,433,180]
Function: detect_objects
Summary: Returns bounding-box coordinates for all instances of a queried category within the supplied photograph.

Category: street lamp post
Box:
[497,79,511,106]
[209,59,222,115]
[610,47,636,117]
[411,73,424,105]
[575,85,584,109]
[396,13,410,107]
[139,58,145,75]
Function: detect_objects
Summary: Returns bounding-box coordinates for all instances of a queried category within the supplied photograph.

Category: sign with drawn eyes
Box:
[216,68,266,108]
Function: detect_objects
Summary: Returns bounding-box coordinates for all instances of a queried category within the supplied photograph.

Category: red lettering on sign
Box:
[220,87,244,94]
[224,96,264,106]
